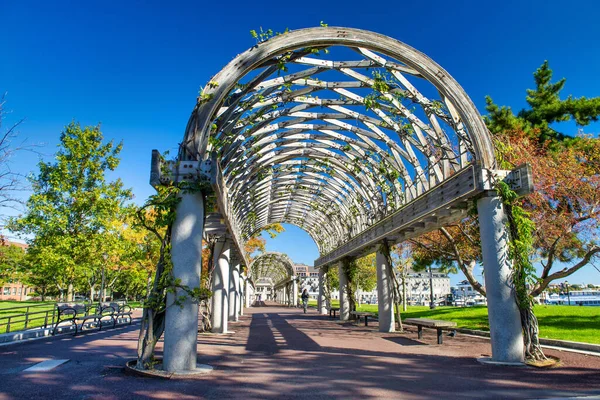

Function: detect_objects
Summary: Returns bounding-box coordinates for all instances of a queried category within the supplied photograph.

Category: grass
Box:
[309,299,600,345]
[0,301,57,334]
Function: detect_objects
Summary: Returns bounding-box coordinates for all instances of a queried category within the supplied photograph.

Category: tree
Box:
[8,122,133,301]
[391,243,414,311]
[352,253,377,305]
[244,223,286,260]
[0,93,29,214]
[485,61,600,143]
[0,244,26,285]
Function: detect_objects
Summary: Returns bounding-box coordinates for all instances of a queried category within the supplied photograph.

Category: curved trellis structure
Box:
[178,27,495,264]
[158,27,526,371]
[249,251,295,285]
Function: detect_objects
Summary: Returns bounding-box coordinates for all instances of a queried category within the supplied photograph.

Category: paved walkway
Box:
[0,303,599,399]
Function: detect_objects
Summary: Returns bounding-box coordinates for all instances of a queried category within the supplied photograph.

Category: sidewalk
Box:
[0,302,598,399]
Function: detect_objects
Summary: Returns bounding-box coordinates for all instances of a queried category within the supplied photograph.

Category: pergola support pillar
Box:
[163,192,204,373]
[292,278,298,308]
[318,267,328,314]
[245,279,251,308]
[211,238,231,333]
[376,245,395,332]
[338,260,350,321]
[238,275,244,316]
[229,260,240,321]
[478,195,524,363]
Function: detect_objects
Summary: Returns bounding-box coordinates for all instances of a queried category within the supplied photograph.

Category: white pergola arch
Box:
[157,27,525,373]
[177,27,498,262]
[249,251,295,284]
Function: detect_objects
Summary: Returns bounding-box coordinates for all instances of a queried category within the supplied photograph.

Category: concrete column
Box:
[318,267,328,314]
[238,276,244,316]
[338,260,350,321]
[478,195,524,363]
[228,260,240,321]
[245,279,251,308]
[283,286,287,306]
[211,239,231,334]
[376,247,395,332]
[163,192,204,372]
[292,278,298,307]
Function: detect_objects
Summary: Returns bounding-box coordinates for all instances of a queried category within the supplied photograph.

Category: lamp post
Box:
[565,281,571,306]
[429,265,436,309]
[100,253,108,304]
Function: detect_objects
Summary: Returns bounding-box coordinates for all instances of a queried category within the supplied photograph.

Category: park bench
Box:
[403,318,457,344]
[103,302,133,327]
[350,311,376,326]
[329,307,340,318]
[52,303,113,335]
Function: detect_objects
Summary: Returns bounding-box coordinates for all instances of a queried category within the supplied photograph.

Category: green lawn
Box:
[309,299,600,344]
[0,301,57,334]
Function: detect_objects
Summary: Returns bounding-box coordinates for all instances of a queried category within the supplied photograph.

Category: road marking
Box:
[23,359,69,372]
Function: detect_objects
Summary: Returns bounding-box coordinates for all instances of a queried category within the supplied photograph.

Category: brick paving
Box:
[0,302,599,399]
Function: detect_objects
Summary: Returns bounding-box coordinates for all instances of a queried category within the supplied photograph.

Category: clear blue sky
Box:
[2,0,600,286]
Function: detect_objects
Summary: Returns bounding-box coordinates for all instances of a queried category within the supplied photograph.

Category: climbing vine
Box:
[341,258,358,316]
[496,180,546,362]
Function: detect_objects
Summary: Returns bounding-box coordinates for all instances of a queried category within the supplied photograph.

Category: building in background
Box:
[295,263,319,298]
[300,263,452,306]
[451,280,486,306]
[0,241,34,301]
[403,270,452,306]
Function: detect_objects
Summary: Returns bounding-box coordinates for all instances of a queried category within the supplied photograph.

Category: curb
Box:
[454,328,600,356]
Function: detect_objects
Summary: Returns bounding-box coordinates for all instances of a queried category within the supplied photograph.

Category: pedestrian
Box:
[301,288,309,313]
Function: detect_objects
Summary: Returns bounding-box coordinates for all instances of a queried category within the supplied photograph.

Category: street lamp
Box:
[100,253,108,304]
[565,280,571,306]
[429,265,436,309]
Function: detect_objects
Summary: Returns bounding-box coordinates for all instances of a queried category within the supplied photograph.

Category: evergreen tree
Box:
[485,61,600,142]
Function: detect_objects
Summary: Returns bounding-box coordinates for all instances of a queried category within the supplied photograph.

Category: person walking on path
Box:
[301,289,309,313]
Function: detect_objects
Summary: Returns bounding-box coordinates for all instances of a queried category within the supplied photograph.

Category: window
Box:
[18,287,22,295]
[3,287,9,295]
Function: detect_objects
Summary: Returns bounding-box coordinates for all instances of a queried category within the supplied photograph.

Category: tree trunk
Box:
[520,302,546,361]
[67,283,74,302]
[402,272,407,312]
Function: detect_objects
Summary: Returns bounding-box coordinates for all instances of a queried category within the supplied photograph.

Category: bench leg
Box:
[418,326,423,339]
[365,316,368,327]
[437,328,443,345]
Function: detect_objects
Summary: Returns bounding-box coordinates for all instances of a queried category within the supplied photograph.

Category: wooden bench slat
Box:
[403,318,456,328]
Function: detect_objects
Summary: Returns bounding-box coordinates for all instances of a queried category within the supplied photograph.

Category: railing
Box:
[0,303,58,334]
[0,300,138,335]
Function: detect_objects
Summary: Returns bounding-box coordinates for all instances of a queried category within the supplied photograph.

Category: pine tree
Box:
[485,61,600,142]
